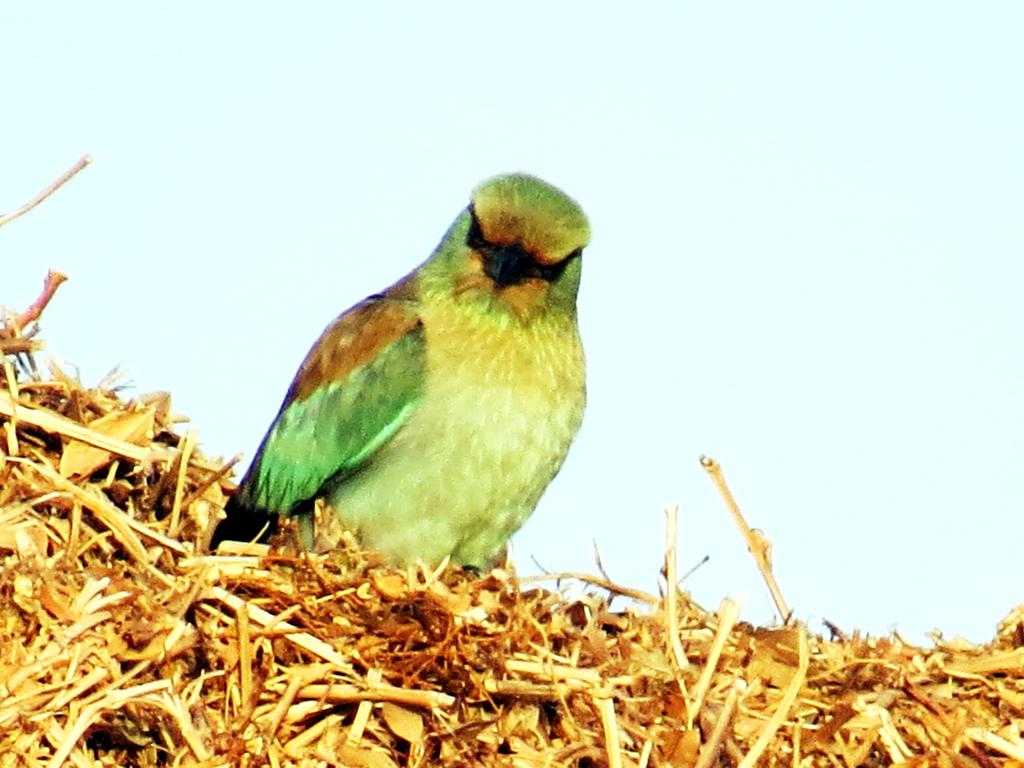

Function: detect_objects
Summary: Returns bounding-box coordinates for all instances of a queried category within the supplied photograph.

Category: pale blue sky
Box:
[4,4,1022,643]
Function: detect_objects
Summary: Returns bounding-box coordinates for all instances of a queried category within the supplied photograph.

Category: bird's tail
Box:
[209,493,279,551]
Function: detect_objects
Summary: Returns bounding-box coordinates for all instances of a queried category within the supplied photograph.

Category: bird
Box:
[210,173,590,569]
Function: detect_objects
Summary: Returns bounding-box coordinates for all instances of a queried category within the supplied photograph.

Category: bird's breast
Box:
[420,310,585,481]
[327,307,585,567]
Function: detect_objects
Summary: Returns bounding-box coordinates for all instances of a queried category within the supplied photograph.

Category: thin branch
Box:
[591,539,613,584]
[179,453,240,511]
[700,455,792,623]
[0,154,92,229]
[3,270,68,337]
[678,553,710,585]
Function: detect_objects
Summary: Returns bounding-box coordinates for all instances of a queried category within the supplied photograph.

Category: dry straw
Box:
[3,161,1024,766]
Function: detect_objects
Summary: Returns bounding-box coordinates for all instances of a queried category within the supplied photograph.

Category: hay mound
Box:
[2,339,1024,767]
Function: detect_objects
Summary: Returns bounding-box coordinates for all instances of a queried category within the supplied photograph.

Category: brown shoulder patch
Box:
[288,278,421,402]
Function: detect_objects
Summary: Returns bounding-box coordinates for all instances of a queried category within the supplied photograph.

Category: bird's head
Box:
[423,174,590,324]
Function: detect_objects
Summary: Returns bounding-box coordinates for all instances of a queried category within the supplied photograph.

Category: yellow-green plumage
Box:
[211,174,589,569]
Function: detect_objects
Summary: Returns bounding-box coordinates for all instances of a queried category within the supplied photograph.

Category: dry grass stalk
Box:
[965,728,1024,761]
[736,624,808,767]
[0,388,174,464]
[688,596,742,729]
[693,678,743,768]
[520,571,660,605]
[0,155,91,229]
[701,454,792,622]
[664,505,690,676]
[594,694,623,768]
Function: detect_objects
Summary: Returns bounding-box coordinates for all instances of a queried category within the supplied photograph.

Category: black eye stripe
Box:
[466,205,488,250]
[467,206,583,285]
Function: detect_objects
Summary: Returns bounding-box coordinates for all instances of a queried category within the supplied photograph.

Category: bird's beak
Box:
[483,244,532,288]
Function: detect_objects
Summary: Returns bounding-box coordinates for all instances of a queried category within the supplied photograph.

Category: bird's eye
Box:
[532,248,582,282]
[466,207,488,251]
[535,259,569,282]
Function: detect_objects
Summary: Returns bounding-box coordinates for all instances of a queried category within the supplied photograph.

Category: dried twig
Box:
[0,154,91,229]
[700,455,792,622]
[297,681,456,710]
[592,538,614,584]
[180,453,240,511]
[0,388,174,463]
[2,270,69,339]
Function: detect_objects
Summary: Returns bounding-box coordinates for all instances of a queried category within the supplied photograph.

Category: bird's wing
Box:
[235,287,425,516]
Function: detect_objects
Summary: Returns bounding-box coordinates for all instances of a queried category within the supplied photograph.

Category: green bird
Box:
[211,174,590,569]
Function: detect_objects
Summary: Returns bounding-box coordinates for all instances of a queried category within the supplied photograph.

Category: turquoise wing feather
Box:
[226,292,425,532]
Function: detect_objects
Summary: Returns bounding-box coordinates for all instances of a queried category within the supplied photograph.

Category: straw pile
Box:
[2,295,1024,765]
